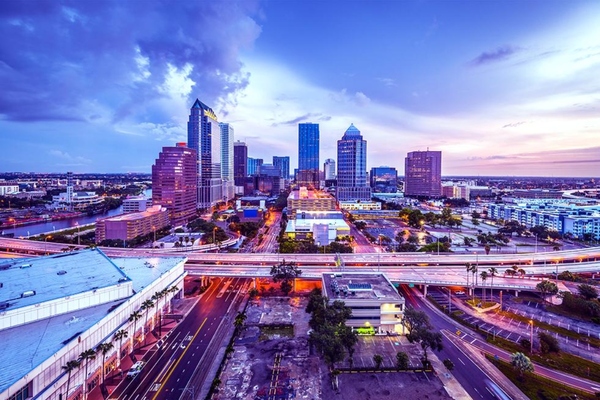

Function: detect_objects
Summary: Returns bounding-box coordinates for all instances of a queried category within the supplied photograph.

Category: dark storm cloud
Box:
[0,0,261,122]
[470,45,519,66]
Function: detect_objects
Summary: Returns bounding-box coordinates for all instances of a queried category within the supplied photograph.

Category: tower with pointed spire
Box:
[336,124,371,202]
[187,98,222,209]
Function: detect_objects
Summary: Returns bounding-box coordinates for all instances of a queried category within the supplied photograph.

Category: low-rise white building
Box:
[0,249,186,400]
[322,273,405,334]
[284,210,350,245]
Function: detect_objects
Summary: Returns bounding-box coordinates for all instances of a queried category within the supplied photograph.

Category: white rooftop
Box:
[0,249,130,311]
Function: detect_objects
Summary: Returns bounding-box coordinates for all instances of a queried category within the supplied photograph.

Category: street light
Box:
[213,227,218,252]
[44,235,52,255]
[152,225,156,247]
[529,320,534,353]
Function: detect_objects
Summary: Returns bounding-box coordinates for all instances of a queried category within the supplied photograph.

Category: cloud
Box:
[377,78,397,87]
[470,45,519,66]
[271,113,325,127]
[503,121,526,128]
[330,89,371,106]
[0,0,261,124]
[49,149,91,165]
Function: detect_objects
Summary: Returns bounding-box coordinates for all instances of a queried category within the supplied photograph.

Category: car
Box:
[126,361,146,379]
[454,290,465,295]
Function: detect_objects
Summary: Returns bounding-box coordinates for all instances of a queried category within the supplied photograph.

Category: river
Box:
[4,189,151,238]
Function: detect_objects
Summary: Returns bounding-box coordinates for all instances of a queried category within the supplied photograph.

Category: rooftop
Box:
[99,205,166,222]
[322,273,404,302]
[0,249,129,311]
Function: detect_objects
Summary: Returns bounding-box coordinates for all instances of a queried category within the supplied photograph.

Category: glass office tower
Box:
[336,124,371,201]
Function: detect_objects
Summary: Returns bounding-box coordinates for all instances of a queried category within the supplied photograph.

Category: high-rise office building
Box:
[233,141,247,186]
[370,166,398,193]
[219,122,235,201]
[336,124,371,201]
[247,157,263,176]
[187,98,222,209]
[152,142,197,226]
[298,123,320,187]
[404,150,442,197]
[324,159,336,180]
[273,156,290,179]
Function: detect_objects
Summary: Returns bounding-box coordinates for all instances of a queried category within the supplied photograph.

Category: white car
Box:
[126,361,146,379]
[454,290,465,295]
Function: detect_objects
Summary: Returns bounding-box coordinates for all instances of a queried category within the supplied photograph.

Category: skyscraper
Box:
[298,123,319,187]
[152,143,197,226]
[187,98,222,209]
[233,141,247,186]
[324,159,336,180]
[219,122,234,201]
[336,124,371,201]
[370,166,398,193]
[273,156,290,179]
[404,150,442,197]
[247,157,263,176]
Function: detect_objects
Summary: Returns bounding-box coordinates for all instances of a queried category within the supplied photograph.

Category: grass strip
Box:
[486,355,599,400]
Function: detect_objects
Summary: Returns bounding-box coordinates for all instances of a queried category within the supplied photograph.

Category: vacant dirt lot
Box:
[214,296,452,400]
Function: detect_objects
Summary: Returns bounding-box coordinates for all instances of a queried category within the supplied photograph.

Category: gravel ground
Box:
[214,296,452,400]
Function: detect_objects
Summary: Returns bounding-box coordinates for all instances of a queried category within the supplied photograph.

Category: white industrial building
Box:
[322,273,405,334]
[0,249,186,400]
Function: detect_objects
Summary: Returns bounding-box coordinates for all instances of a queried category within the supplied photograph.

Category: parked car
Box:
[455,290,465,295]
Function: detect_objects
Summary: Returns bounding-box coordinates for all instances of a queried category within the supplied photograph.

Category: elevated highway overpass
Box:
[2,237,597,296]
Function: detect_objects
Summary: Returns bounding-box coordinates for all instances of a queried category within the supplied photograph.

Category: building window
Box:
[8,384,29,400]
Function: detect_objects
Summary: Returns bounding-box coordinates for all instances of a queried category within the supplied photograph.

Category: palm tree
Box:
[488,267,498,299]
[113,329,128,366]
[141,299,154,344]
[373,354,384,370]
[97,342,114,392]
[184,236,190,247]
[480,271,488,304]
[129,310,142,350]
[152,291,164,334]
[234,311,247,330]
[62,359,81,400]
[470,265,478,303]
[79,349,96,400]
[465,262,471,287]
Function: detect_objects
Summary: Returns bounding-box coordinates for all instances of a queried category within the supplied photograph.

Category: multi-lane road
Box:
[109,277,249,400]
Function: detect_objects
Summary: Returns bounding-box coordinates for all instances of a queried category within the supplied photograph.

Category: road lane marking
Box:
[151,317,208,400]
[458,357,466,365]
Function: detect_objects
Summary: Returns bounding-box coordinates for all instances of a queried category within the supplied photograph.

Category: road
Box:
[399,285,503,400]
[109,277,249,400]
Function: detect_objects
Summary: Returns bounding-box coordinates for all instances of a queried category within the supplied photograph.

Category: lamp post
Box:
[378,235,383,272]
[529,320,534,353]
[213,227,217,252]
[152,225,156,247]
[44,235,52,255]
[500,290,503,311]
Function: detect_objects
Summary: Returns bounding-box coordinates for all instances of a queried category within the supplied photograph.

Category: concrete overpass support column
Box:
[423,285,428,297]
[254,277,258,289]
[514,290,519,297]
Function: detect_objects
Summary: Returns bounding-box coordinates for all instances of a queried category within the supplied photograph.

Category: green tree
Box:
[234,311,247,330]
[373,354,384,370]
[396,351,409,371]
[79,349,96,400]
[536,280,559,303]
[538,332,560,354]
[465,262,472,287]
[270,260,302,295]
[578,284,599,300]
[97,342,114,391]
[511,352,534,378]
[443,358,455,371]
[62,360,80,400]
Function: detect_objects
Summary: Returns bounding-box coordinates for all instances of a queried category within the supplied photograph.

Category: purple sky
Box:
[0,0,599,177]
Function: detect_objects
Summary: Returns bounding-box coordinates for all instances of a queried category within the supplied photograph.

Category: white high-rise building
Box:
[219,123,235,202]
[187,99,222,209]
[336,124,371,202]
[324,158,336,180]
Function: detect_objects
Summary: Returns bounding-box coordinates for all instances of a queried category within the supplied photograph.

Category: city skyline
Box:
[0,1,599,176]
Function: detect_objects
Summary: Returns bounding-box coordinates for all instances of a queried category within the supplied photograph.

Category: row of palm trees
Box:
[464,263,527,304]
[61,285,178,400]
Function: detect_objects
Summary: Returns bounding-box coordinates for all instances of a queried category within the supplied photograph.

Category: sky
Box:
[0,0,599,177]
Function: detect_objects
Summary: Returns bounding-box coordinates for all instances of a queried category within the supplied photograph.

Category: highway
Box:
[109,277,249,400]
[400,286,502,400]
